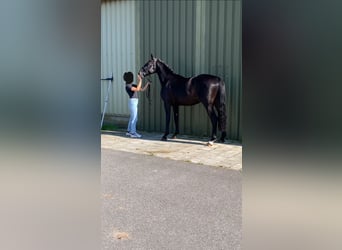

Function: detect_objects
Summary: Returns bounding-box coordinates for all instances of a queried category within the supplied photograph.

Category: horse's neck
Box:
[156,72,167,86]
[156,61,174,85]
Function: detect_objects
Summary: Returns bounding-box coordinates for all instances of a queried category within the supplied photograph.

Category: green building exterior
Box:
[101,0,241,141]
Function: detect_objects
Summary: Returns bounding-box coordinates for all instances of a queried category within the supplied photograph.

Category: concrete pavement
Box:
[101,131,242,171]
[102,149,242,250]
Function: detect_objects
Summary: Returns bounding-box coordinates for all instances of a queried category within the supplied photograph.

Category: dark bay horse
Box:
[139,54,227,143]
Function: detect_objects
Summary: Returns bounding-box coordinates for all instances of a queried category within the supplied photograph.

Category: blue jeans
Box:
[127,98,138,134]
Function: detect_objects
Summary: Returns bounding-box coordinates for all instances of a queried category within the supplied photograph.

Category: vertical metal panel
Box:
[136,0,242,141]
[101,0,137,116]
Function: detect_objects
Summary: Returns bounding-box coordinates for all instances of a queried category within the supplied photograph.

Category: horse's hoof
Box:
[207,141,214,146]
[171,135,177,139]
[161,136,167,141]
[220,132,227,143]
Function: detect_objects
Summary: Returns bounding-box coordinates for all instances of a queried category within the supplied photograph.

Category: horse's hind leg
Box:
[171,105,179,139]
[204,103,218,142]
[214,100,226,143]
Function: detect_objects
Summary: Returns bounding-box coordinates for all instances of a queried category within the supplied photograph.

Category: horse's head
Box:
[138,54,158,78]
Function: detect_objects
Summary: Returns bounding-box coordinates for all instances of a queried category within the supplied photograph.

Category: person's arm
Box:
[130,74,142,92]
[140,81,151,91]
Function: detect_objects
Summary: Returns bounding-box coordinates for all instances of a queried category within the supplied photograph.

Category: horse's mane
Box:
[157,58,188,79]
[157,59,175,74]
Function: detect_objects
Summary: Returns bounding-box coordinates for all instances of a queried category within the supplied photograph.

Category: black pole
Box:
[101,72,113,82]
[100,72,113,129]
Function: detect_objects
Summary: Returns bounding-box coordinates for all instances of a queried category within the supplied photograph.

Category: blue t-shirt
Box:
[125,83,138,99]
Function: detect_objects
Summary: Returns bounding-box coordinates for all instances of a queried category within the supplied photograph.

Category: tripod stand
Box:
[100,73,113,129]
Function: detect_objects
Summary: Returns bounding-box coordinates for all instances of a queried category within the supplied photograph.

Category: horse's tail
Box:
[218,80,227,141]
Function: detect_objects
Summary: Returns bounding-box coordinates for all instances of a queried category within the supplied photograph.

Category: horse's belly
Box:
[175,97,200,106]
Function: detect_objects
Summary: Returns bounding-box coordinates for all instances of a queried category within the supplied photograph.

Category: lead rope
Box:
[145,77,152,106]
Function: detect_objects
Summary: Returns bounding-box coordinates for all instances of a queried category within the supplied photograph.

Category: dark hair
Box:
[123,72,134,84]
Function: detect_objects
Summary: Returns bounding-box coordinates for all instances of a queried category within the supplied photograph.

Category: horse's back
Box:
[193,74,221,83]
[191,74,222,92]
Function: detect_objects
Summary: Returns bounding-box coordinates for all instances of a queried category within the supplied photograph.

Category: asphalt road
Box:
[102,148,241,250]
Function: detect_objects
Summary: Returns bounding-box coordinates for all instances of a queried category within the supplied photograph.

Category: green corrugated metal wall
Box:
[101,0,241,141]
[101,0,137,115]
[136,0,241,141]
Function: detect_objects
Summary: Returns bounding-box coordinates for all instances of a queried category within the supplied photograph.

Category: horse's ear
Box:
[150,54,154,59]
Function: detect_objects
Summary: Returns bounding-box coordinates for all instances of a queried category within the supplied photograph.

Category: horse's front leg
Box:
[162,102,171,141]
[171,105,179,139]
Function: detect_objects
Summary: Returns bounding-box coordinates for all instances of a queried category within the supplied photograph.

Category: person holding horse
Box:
[123,71,150,138]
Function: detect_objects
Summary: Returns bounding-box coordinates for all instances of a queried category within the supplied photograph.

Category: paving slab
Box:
[101,131,242,171]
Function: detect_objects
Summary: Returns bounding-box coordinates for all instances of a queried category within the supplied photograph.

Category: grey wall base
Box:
[102,114,129,129]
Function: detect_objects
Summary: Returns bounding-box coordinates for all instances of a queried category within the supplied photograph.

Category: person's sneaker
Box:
[130,132,142,138]
[125,131,131,136]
